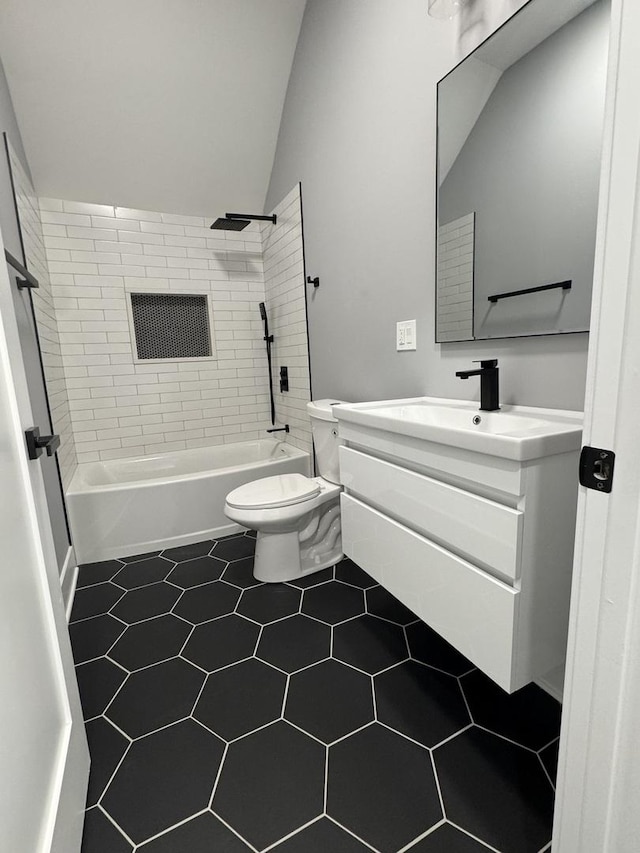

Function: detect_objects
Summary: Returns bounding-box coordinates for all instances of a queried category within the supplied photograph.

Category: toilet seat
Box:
[226,473,321,511]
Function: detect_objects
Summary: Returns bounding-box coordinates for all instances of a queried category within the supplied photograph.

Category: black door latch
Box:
[579,446,615,493]
[25,426,61,460]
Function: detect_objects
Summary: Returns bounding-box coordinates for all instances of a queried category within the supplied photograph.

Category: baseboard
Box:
[535,664,565,703]
[59,545,78,622]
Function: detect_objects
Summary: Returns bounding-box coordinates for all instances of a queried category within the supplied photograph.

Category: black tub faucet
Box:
[455,359,500,411]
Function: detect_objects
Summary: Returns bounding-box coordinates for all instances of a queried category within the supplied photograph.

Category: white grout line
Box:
[396,818,447,852]
[429,749,447,820]
[448,820,503,852]
[472,723,539,754]
[131,808,208,850]
[207,741,229,808]
[325,815,381,852]
[259,816,325,853]
[96,803,137,848]
[429,722,474,752]
[208,807,261,853]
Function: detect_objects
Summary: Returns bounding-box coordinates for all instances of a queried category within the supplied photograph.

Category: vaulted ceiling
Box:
[0,0,307,216]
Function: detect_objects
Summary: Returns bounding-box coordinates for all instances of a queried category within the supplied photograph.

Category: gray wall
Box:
[440,1,608,339]
[0,56,30,257]
[267,0,593,411]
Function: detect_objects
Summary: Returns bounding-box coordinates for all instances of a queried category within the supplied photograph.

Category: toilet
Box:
[224,400,346,583]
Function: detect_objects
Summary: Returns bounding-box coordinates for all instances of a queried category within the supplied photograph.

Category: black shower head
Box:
[210,216,250,231]
[259,302,267,322]
[210,212,277,231]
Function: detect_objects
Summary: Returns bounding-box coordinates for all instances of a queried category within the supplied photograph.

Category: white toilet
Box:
[224,400,346,583]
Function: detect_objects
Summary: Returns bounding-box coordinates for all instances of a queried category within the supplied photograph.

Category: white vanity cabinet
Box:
[336,409,581,694]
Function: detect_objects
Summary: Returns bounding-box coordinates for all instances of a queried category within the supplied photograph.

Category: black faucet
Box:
[455,359,500,411]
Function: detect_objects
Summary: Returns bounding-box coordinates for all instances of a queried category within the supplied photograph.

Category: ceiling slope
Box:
[0,0,307,216]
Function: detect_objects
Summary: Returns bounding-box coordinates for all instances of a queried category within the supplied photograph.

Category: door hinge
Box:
[579,446,615,493]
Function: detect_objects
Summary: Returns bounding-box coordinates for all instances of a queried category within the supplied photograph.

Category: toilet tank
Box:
[306,399,348,485]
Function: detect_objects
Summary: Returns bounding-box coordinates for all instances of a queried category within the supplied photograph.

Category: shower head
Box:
[259,302,267,322]
[210,217,250,231]
[210,212,277,231]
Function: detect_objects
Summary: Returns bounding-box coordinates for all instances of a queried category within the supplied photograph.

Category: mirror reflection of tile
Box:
[436,212,474,343]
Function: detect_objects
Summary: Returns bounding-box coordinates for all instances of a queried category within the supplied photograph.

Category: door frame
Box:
[553,0,640,848]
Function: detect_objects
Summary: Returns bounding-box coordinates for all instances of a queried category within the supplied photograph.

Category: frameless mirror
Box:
[436,0,609,342]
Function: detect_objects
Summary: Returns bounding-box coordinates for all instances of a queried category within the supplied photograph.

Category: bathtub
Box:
[66,440,310,564]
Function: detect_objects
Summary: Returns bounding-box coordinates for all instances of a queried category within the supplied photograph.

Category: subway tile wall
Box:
[41,199,274,464]
[262,184,312,457]
[7,143,78,487]
[436,212,475,343]
[40,191,311,465]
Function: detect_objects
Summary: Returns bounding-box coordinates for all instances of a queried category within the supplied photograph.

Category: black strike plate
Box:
[579,446,615,493]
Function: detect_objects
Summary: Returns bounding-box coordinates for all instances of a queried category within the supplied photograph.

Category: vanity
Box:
[333,397,582,694]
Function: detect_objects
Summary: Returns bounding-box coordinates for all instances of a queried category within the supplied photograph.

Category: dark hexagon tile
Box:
[112,557,174,590]
[405,621,474,677]
[327,723,441,852]
[334,558,378,589]
[286,660,374,744]
[256,614,330,673]
[540,738,560,787]
[137,812,252,852]
[302,582,364,625]
[106,658,205,738]
[71,582,124,622]
[194,658,286,741]
[183,615,259,672]
[287,567,334,589]
[271,817,371,851]
[173,581,241,624]
[111,582,182,624]
[102,719,224,845]
[81,807,132,853]
[213,720,325,850]
[222,556,262,589]
[460,669,562,751]
[434,728,555,853]
[167,555,227,588]
[375,661,470,747]
[333,615,408,674]
[69,614,126,664]
[236,584,301,624]
[85,717,129,808]
[244,529,257,539]
[366,586,417,626]
[77,560,124,588]
[212,534,256,562]
[162,540,213,561]
[109,614,192,671]
[76,657,127,720]
[407,823,492,852]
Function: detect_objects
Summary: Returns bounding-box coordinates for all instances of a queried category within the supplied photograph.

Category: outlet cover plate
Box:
[396,319,417,351]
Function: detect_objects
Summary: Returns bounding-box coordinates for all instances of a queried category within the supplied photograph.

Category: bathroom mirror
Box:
[435,0,609,342]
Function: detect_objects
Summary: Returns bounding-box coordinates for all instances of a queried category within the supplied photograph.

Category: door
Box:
[7,256,71,571]
[553,0,640,849]
[4,133,72,575]
[0,232,89,849]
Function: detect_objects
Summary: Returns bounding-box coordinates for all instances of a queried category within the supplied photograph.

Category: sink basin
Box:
[333,397,582,460]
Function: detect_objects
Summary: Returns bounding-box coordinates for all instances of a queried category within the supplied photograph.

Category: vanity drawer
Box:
[340,446,523,582]
[341,494,520,691]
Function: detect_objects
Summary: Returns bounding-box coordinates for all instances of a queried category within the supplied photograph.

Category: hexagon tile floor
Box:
[70,531,561,853]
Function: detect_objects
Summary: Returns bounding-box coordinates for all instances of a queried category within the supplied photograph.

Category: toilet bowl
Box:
[224,399,346,583]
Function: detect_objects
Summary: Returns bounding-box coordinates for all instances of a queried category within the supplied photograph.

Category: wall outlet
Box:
[396,319,417,351]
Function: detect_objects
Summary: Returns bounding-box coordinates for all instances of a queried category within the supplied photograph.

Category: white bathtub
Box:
[66,440,310,564]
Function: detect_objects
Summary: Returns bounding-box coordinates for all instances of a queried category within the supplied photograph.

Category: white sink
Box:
[333,397,582,461]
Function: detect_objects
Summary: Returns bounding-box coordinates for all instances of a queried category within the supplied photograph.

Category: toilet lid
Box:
[226,473,321,510]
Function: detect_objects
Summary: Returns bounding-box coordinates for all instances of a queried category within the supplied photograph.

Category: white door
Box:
[0,234,89,848]
[553,0,640,849]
